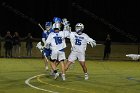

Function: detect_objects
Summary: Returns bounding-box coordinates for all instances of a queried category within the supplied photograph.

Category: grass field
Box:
[0,58,140,93]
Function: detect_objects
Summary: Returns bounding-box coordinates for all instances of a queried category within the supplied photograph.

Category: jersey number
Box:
[75,39,82,45]
[54,37,62,45]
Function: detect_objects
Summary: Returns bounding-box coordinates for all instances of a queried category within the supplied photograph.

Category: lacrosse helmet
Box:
[45,22,52,31]
[52,17,62,30]
[75,23,84,34]
[53,17,62,23]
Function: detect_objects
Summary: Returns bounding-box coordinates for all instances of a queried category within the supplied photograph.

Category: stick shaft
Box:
[38,23,45,31]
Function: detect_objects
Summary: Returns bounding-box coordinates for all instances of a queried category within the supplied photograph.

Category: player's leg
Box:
[50,59,60,79]
[79,61,88,80]
[65,61,73,71]
[65,51,76,71]
[79,61,87,73]
[59,61,66,80]
[78,52,88,80]
[43,49,50,70]
[50,50,59,79]
[58,51,66,80]
[44,57,49,70]
[55,61,60,67]
[49,60,57,71]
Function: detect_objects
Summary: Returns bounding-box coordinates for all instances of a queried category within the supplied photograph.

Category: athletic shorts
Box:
[51,50,66,61]
[43,48,52,57]
[68,51,85,62]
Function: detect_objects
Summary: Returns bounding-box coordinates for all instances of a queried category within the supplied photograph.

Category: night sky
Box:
[0,0,139,42]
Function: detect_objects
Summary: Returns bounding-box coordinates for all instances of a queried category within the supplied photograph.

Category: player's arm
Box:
[86,34,96,47]
[68,32,75,48]
[62,18,70,31]
[42,31,46,45]
[42,38,45,43]
[44,33,52,48]
[62,18,71,38]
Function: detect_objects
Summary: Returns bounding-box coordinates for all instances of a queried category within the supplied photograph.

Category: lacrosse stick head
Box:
[62,18,70,26]
[36,42,43,49]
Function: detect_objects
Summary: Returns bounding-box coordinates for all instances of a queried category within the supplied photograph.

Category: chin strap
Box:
[76,31,82,35]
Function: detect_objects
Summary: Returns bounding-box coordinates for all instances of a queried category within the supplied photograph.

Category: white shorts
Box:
[51,50,66,61]
[68,51,85,62]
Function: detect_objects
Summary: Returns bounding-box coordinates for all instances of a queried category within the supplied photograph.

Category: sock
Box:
[85,73,88,75]
[62,74,65,76]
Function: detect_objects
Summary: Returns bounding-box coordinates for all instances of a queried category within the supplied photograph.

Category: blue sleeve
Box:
[50,29,54,33]
[42,32,46,38]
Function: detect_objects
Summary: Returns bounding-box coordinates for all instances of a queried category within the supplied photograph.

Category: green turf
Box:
[0,58,140,93]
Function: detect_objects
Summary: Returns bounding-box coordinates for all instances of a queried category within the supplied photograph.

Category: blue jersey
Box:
[42,29,54,57]
[42,29,54,40]
[42,29,54,44]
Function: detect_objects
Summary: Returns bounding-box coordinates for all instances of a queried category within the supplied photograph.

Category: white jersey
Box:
[45,31,69,51]
[69,32,95,53]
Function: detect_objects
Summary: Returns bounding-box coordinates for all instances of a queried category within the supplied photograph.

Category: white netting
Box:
[126,54,140,60]
[36,42,44,52]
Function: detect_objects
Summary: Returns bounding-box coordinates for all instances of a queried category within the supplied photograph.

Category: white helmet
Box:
[52,22,61,30]
[75,23,84,34]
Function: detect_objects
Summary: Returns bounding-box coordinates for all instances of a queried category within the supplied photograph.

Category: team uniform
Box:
[45,19,69,80]
[42,29,53,57]
[36,22,53,70]
[68,32,96,62]
[64,23,96,80]
[45,31,69,61]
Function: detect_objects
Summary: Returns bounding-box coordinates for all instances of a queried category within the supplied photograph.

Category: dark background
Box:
[0,0,139,42]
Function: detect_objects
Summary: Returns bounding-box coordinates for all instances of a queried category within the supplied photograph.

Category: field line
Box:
[25,74,59,93]
[37,74,89,93]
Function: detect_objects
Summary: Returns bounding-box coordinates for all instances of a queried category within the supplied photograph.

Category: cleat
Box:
[45,66,49,70]
[85,74,89,80]
[61,74,66,81]
[54,73,59,80]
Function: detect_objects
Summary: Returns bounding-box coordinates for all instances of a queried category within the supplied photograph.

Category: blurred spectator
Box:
[103,34,111,60]
[25,33,33,57]
[4,31,13,58]
[0,33,2,57]
[13,32,21,58]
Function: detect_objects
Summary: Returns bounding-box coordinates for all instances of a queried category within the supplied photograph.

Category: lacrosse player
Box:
[41,22,53,70]
[65,23,96,80]
[44,17,69,80]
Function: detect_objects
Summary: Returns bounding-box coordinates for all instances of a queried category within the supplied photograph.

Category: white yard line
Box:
[25,74,59,93]
[25,74,89,93]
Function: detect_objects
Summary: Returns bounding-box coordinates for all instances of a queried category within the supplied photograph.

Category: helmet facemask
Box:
[45,26,51,31]
[75,26,84,35]
[45,22,52,31]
